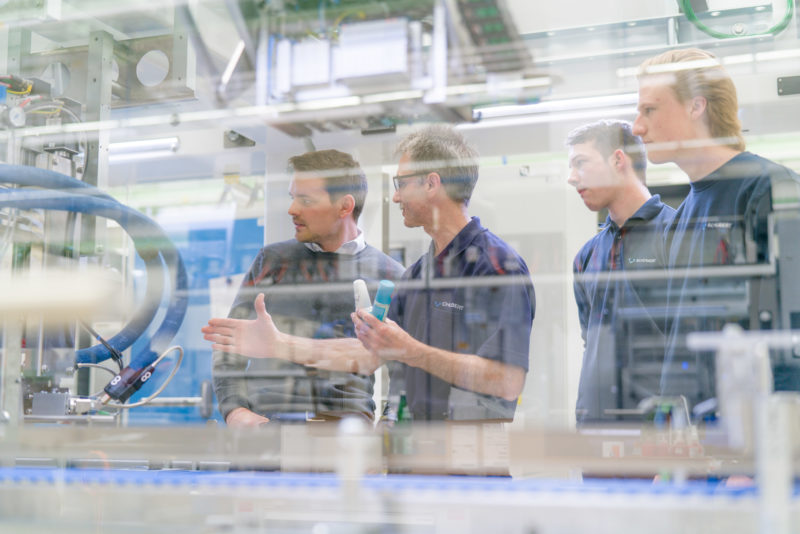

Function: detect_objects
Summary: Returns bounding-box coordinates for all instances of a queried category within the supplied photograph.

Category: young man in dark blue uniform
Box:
[567,120,675,424]
[204,126,535,421]
[208,150,404,427]
[633,48,800,408]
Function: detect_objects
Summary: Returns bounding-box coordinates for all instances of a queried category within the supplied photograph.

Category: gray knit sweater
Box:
[212,239,404,421]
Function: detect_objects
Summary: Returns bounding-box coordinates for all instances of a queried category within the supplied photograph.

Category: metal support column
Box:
[425,0,448,104]
[256,8,269,107]
[5,28,30,78]
[4,29,30,166]
[0,315,24,428]
[77,30,114,395]
[84,30,114,194]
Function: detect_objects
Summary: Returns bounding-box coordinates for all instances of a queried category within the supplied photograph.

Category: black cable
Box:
[79,320,124,372]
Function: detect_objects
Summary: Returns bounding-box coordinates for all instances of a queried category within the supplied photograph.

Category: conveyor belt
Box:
[0,467,797,534]
[0,466,784,496]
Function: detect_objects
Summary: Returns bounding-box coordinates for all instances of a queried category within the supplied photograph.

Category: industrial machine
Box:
[0,0,799,532]
[585,201,800,423]
[0,68,203,423]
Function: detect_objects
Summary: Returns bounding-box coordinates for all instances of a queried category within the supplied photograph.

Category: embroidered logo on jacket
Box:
[434,300,465,311]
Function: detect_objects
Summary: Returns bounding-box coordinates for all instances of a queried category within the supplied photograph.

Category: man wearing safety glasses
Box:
[205,125,535,421]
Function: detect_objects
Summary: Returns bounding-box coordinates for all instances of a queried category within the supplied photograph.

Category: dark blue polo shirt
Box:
[662,152,800,404]
[388,217,535,420]
[573,195,675,422]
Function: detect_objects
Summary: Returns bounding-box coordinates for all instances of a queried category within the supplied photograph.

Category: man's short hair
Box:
[565,120,648,184]
[396,124,479,206]
[288,149,368,220]
[637,47,745,152]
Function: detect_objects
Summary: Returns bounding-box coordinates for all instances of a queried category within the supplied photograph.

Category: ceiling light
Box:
[108,136,180,163]
[473,92,638,121]
[460,106,637,131]
[641,58,720,74]
[723,53,755,65]
[755,49,800,61]
[295,96,362,111]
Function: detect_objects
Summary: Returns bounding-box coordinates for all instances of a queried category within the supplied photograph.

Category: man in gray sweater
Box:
[210,149,404,427]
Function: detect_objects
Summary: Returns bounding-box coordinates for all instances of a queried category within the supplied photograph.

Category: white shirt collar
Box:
[304,230,366,255]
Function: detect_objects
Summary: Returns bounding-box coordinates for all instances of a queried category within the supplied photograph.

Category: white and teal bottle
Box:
[371,280,394,321]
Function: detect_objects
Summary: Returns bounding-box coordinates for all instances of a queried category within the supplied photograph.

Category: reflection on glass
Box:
[1,4,800,532]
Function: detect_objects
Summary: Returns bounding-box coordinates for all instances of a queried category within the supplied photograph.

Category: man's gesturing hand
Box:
[202,293,283,359]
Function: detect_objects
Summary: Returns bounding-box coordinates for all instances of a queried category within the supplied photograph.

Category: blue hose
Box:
[1,165,166,360]
[0,165,115,199]
[0,168,187,369]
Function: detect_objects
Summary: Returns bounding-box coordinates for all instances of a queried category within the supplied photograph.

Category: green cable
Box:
[677,0,795,39]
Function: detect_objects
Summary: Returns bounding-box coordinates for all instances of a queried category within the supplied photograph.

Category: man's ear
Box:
[610,149,626,170]
[339,194,355,218]
[426,171,442,193]
[689,96,707,120]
